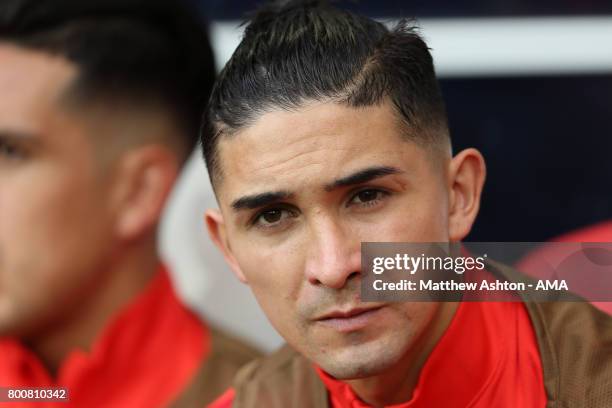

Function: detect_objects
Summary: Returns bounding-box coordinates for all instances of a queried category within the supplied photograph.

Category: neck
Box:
[345,301,459,407]
[24,236,160,377]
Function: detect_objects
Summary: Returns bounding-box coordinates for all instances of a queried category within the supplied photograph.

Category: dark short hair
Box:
[201,0,449,185]
[0,0,216,154]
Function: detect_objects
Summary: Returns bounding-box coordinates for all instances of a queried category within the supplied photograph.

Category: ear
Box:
[205,208,249,284]
[447,148,486,241]
[112,145,179,241]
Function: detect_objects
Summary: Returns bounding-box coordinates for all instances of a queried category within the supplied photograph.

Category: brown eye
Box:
[347,189,390,208]
[262,209,282,223]
[0,141,19,158]
[356,190,379,203]
[253,207,297,229]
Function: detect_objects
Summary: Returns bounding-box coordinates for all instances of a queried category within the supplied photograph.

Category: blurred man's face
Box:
[208,101,483,379]
[0,44,118,337]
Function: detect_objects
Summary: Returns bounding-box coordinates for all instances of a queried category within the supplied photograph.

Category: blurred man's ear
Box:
[111,145,179,241]
[205,209,249,284]
[447,148,486,241]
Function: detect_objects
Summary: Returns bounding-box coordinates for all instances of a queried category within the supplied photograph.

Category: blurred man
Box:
[0,0,259,406]
[202,1,612,407]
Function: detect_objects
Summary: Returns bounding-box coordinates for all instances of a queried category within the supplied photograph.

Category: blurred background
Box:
[161,0,612,352]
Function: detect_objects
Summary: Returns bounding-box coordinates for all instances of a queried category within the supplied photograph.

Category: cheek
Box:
[372,302,440,356]
[356,201,448,244]
[232,236,307,335]
[393,301,439,331]
[12,168,103,261]
[0,165,112,332]
[387,187,449,242]
[351,302,440,362]
[233,231,305,289]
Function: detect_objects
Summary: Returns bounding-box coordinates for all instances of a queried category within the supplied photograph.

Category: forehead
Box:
[216,101,433,202]
[0,42,77,133]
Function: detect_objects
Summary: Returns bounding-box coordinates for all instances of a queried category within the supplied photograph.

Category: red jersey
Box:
[0,266,208,407]
[210,301,546,408]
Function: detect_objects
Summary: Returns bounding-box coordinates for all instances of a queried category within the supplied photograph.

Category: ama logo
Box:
[536,280,569,290]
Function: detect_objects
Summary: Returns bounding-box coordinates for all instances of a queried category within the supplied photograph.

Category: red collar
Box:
[0,265,208,407]
[316,301,546,408]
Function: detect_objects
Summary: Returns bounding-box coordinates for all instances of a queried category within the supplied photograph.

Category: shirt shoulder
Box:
[207,388,235,408]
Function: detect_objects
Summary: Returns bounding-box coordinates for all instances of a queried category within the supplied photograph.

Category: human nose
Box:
[304,216,361,289]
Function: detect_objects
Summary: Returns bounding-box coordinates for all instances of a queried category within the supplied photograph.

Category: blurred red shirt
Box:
[517,220,612,314]
[0,266,208,407]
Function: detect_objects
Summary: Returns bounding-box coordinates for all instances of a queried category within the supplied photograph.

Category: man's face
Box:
[0,44,118,337]
[209,101,483,379]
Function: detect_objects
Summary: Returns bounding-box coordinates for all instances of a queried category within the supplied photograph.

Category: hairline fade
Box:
[201,0,450,187]
[0,0,216,160]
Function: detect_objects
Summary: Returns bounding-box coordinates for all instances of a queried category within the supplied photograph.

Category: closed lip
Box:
[314,304,385,321]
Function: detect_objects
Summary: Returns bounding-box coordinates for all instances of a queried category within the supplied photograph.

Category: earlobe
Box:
[447,148,486,241]
[205,209,249,284]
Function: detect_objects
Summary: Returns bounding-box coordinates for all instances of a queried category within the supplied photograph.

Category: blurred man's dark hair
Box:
[1,0,216,158]
[201,0,449,185]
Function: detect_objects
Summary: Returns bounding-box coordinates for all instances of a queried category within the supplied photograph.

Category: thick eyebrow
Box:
[324,166,403,191]
[229,166,401,211]
[0,130,39,141]
[231,191,294,211]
